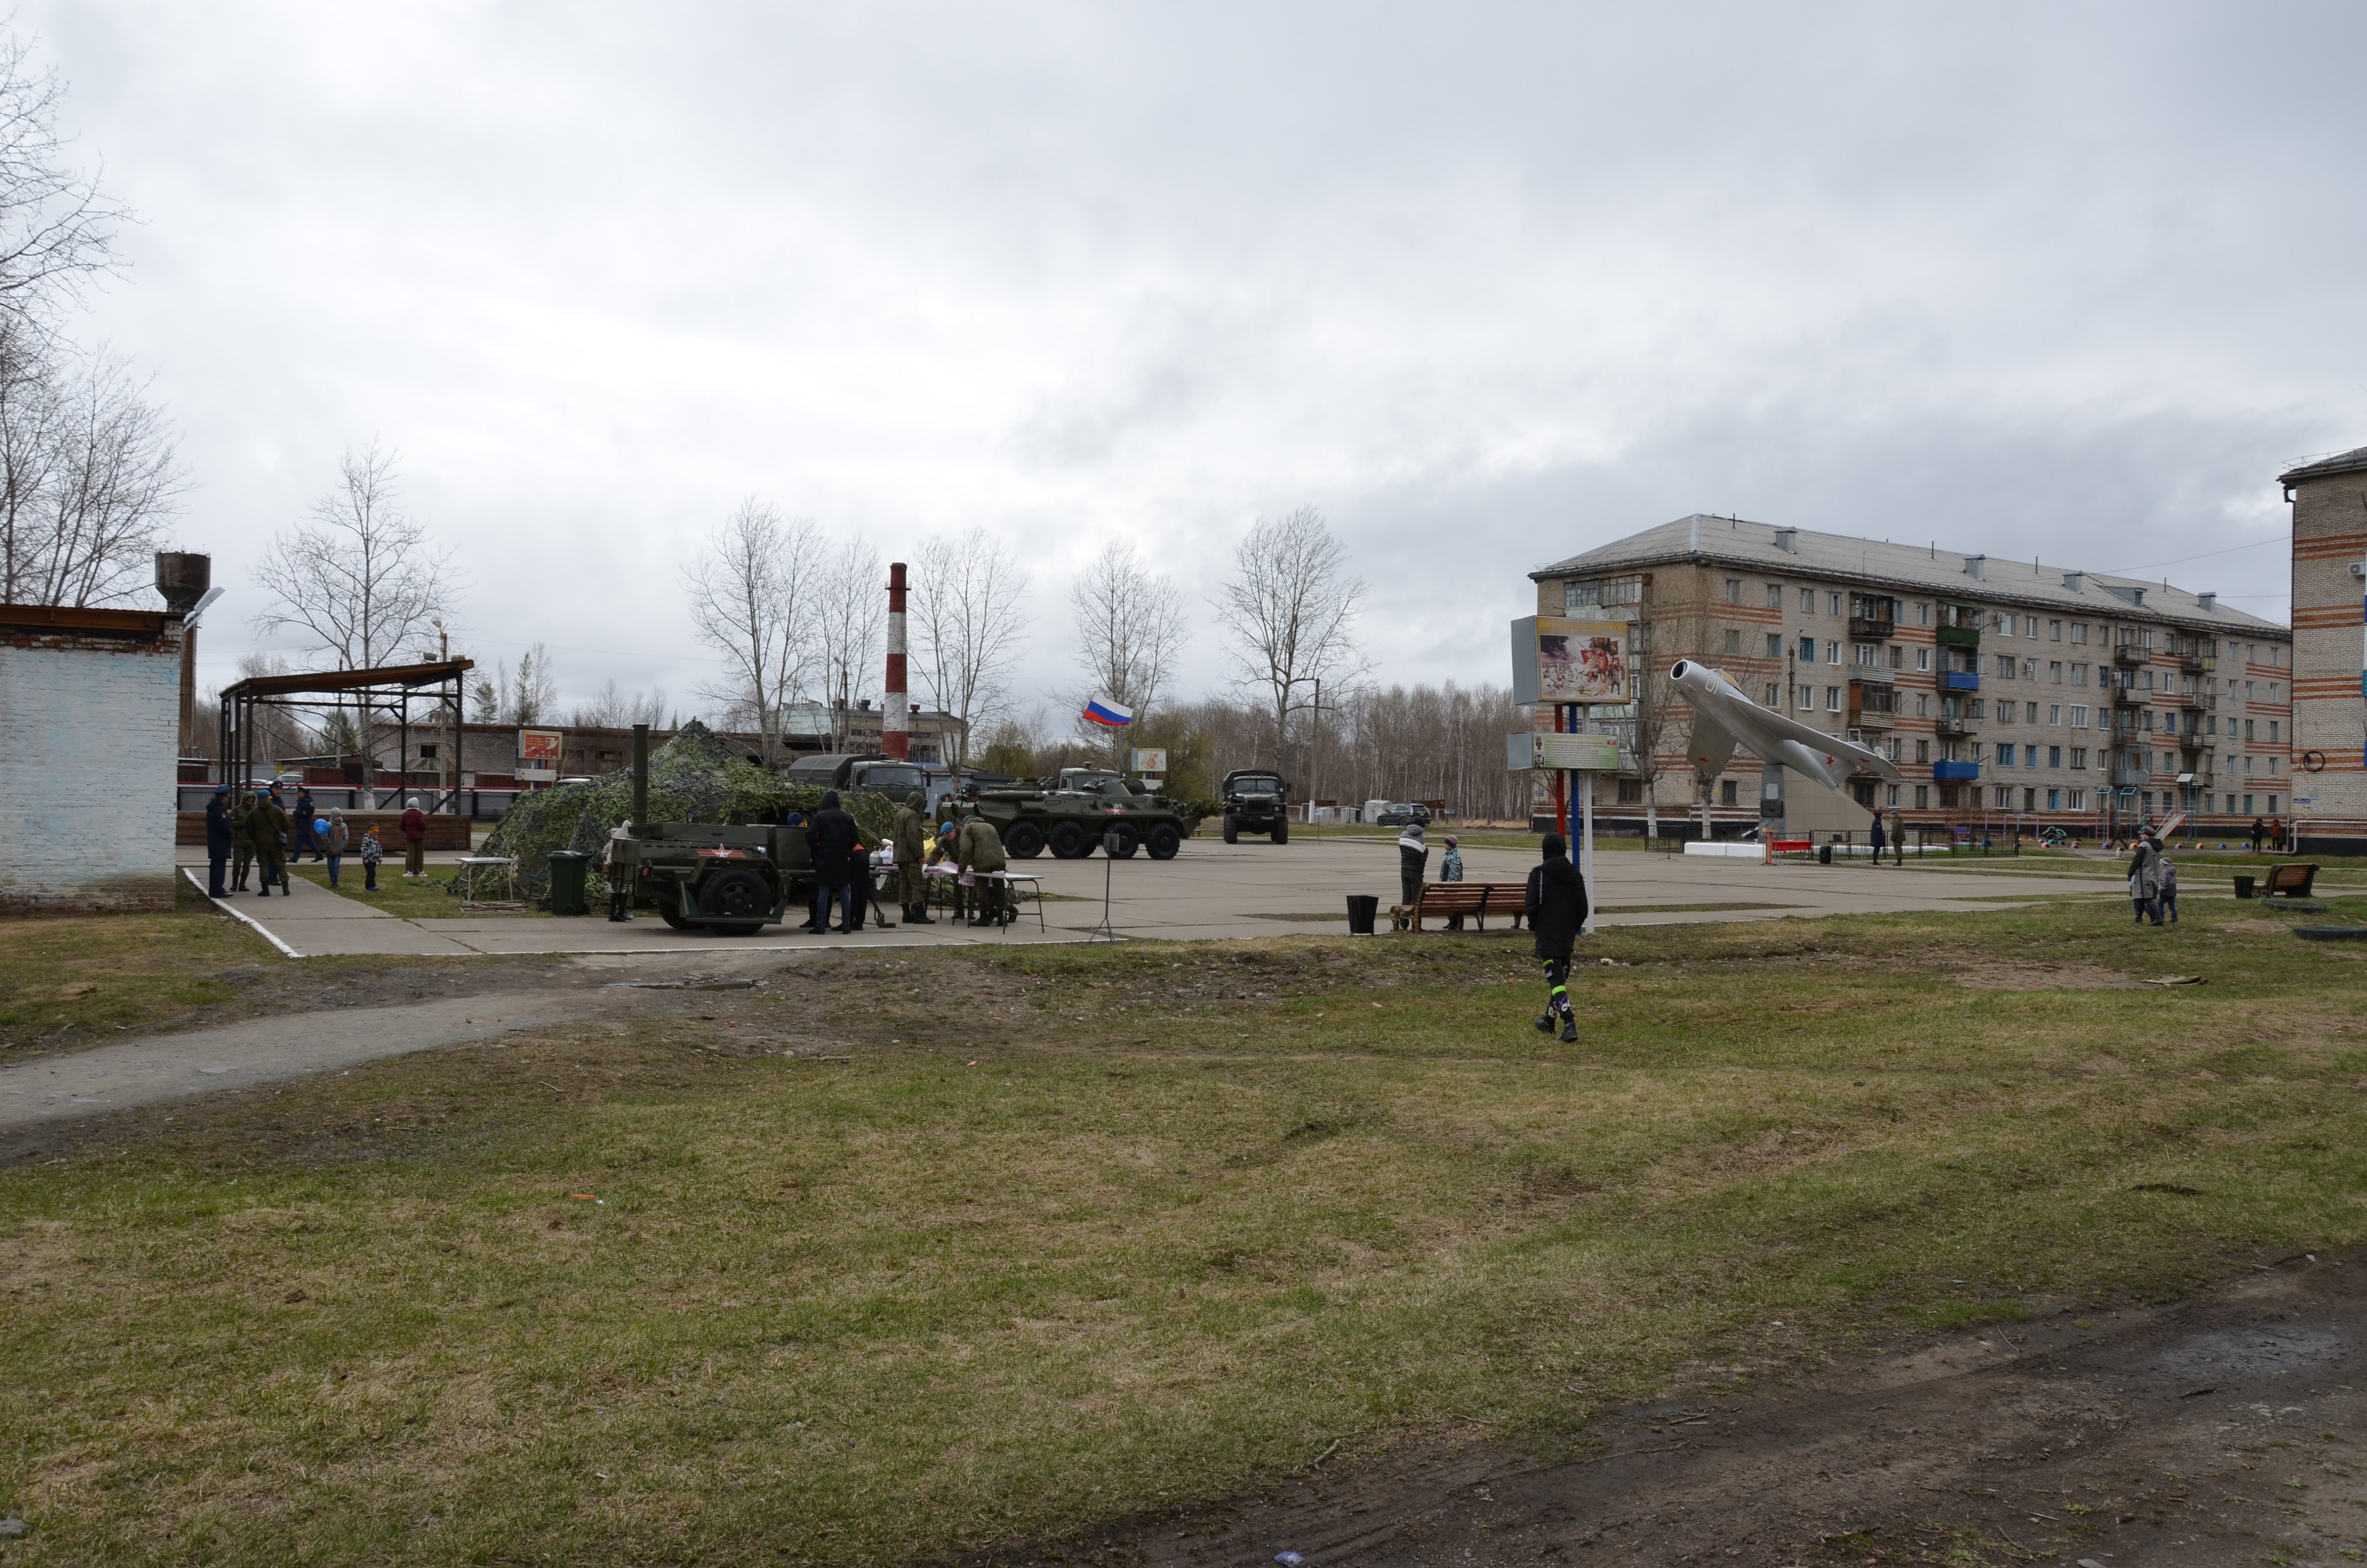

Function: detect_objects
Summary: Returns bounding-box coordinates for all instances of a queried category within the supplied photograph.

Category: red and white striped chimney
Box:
[883,561,910,761]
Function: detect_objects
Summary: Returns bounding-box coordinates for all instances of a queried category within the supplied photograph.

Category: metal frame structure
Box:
[216,658,473,815]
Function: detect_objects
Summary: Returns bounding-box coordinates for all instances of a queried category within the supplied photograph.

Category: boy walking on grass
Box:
[1524,832,1589,1044]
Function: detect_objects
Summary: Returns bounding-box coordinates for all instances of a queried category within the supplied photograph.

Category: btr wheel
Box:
[1104,823,1140,858]
[659,904,696,931]
[1272,819,1289,845]
[1145,823,1181,860]
[1004,821,1046,859]
[1222,814,1240,844]
[1049,821,1091,859]
[700,867,773,925]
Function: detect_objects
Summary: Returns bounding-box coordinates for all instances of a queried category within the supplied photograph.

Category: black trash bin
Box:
[1817,843,1833,865]
[2233,874,2255,900]
[547,850,592,916]
[1346,894,1380,935]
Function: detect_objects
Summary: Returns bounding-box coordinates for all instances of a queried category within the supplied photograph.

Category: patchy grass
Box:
[0,877,279,1057]
[281,864,552,920]
[3,897,2367,1563]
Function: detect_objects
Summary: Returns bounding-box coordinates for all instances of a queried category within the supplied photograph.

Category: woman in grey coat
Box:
[2126,835,2162,926]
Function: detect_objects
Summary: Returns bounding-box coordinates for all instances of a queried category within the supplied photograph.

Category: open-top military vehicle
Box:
[610,820,813,934]
[960,772,1187,861]
[1220,769,1290,844]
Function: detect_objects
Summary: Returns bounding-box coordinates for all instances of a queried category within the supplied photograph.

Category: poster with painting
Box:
[1511,616,1630,704]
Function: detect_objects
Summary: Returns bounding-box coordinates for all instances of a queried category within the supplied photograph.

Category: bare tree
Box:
[0,33,128,328]
[569,677,669,729]
[684,499,821,766]
[1212,507,1366,784]
[0,332,182,605]
[508,642,556,725]
[1069,541,1186,766]
[912,527,1028,770]
[812,535,884,752]
[253,440,456,669]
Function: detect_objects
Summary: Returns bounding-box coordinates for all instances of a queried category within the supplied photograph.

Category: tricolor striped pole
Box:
[884,561,910,762]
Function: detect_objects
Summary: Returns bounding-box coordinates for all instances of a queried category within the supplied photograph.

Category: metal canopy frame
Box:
[216,658,474,814]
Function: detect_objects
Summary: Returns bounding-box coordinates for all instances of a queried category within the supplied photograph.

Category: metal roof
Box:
[218,657,474,699]
[2278,445,2367,485]
[1533,514,2285,635]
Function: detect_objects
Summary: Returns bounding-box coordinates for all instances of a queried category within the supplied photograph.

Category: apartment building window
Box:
[2268,756,2279,776]
[1915,647,1930,671]
[1826,686,1841,711]
[2021,787,2035,811]
[2071,623,2087,644]
[2049,661,2062,683]
[2269,719,2279,743]
[1725,578,1741,604]
[2072,663,2088,686]
[1915,784,1930,809]
[1886,784,1900,806]
[2047,787,2061,809]
[1764,633,1781,658]
[1914,738,1930,763]
[2048,704,2061,725]
[2023,659,2037,680]
[1854,643,1876,666]
[1828,592,1842,616]
[1827,641,1841,665]
[1764,682,1780,705]
[1970,698,1986,718]
[2049,746,2061,767]
[1996,743,2014,766]
[1995,786,2012,808]
[1914,602,1930,626]
[1796,685,1812,710]
[1765,583,1782,608]
[1720,780,1738,805]
[1799,587,1815,612]
[2025,745,2038,767]
[1995,653,2016,677]
[2244,718,2254,741]
[1888,644,1902,669]
[1914,693,1928,716]
[1725,628,1742,654]
[2070,747,2087,768]
[2067,788,2086,810]
[1799,636,1815,662]
[2269,682,2280,701]
[2049,620,2061,641]
[1997,701,2014,722]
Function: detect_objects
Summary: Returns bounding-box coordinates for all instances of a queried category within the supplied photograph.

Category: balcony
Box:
[1934,714,1980,737]
[1848,708,1894,731]
[2179,653,2214,675]
[2110,765,2152,788]
[2178,691,2216,712]
[1935,625,1981,648]
[1932,760,1980,782]
[1939,670,1980,692]
[1849,616,1898,641]
[2177,727,2211,750]
[2107,683,2149,707]
[2112,645,2149,668]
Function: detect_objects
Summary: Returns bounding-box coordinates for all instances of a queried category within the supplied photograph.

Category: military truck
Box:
[1220,769,1291,844]
[609,820,813,934]
[960,773,1187,861]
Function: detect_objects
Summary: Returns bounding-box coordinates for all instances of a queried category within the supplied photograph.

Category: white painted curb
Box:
[184,867,304,959]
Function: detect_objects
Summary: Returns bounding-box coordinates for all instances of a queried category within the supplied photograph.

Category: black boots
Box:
[904,904,935,925]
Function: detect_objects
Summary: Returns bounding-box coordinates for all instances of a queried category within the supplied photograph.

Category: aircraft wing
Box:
[1747,698,1903,783]
[1685,712,1739,779]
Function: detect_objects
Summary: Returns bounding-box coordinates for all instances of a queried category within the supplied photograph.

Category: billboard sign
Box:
[1130,748,1169,774]
[1511,616,1630,705]
[518,728,563,782]
[1505,732,1621,771]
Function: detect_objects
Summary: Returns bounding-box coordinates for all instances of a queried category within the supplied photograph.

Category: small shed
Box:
[0,603,187,913]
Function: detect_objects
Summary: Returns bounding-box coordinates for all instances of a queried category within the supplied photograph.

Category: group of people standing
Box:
[2125,833,2180,926]
[200,783,429,899]
[791,790,1014,934]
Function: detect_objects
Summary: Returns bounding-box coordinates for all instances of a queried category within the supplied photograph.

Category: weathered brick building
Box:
[2282,444,2367,853]
[1532,516,2293,838]
[2,603,186,912]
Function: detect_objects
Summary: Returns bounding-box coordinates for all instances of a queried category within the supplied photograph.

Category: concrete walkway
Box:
[183,836,2119,959]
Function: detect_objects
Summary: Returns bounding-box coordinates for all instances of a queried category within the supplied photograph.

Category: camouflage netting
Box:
[478,719,903,900]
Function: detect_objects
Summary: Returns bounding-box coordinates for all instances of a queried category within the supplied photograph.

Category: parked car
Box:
[1373,802,1431,828]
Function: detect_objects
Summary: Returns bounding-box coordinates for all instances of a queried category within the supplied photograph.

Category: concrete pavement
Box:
[182,835,2118,959]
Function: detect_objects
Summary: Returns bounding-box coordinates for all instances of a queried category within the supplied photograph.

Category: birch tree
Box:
[1212,506,1366,784]
[684,499,821,766]
[912,527,1028,770]
[0,331,182,605]
[812,536,885,752]
[252,440,456,670]
[1069,541,1186,766]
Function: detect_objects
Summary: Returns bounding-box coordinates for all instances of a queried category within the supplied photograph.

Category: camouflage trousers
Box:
[896,861,927,907]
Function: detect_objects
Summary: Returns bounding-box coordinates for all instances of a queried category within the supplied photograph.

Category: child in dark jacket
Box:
[1523,833,1590,1044]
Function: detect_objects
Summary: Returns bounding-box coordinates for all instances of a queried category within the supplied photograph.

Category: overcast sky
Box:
[27,1,2367,726]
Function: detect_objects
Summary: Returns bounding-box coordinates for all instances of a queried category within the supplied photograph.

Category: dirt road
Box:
[1065,1258,2365,1567]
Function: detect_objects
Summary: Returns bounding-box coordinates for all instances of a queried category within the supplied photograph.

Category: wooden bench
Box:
[1391,882,1527,932]
[2263,862,2319,899]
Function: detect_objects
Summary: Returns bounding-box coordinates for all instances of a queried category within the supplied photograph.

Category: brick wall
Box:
[2290,464,2367,850]
[0,628,182,913]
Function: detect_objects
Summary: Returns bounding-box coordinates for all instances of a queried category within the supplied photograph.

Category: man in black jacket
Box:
[1524,833,1589,1044]
[807,790,863,934]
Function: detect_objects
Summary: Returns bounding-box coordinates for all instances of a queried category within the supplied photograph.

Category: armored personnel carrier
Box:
[960,773,1187,861]
[1219,769,1290,844]
[609,820,813,934]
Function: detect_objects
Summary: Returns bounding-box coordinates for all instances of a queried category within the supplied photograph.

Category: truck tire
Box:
[1104,823,1139,858]
[1005,821,1046,859]
[1223,814,1240,844]
[1049,821,1091,859]
[1272,819,1289,845]
[659,903,697,931]
[701,867,773,926]
[1145,823,1181,860]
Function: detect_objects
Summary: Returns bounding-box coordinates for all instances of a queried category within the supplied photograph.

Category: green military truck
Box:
[1219,769,1290,844]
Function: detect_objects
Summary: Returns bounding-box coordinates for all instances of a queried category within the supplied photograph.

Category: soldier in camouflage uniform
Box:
[892,790,932,924]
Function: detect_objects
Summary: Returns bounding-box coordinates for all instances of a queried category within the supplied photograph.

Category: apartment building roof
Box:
[1534,514,2286,636]
[2278,444,2367,485]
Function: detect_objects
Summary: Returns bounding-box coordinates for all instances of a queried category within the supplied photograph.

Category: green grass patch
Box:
[0,876,278,1056]
[3,898,2366,1562]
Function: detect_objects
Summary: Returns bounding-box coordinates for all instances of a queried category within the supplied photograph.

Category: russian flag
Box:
[1082,696,1134,728]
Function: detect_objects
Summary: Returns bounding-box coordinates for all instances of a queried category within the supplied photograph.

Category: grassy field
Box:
[2,894,2365,1563]
[281,865,553,919]
[0,877,281,1055]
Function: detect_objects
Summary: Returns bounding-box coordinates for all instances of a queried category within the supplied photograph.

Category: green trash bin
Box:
[546,850,592,916]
